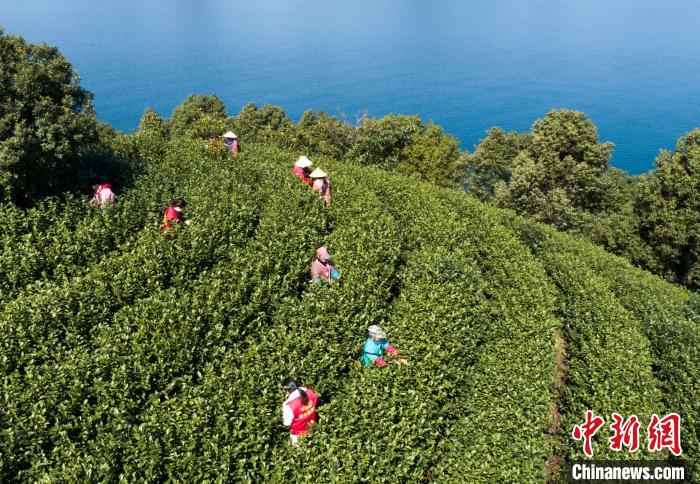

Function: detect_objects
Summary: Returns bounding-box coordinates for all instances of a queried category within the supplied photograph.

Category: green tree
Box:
[0,29,97,204]
[470,109,615,229]
[296,110,352,160]
[401,122,466,187]
[635,129,700,288]
[464,127,530,199]
[135,107,168,162]
[235,103,296,148]
[348,114,464,187]
[166,93,227,138]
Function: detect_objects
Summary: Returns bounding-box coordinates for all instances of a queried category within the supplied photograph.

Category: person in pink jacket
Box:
[223,132,240,157]
[292,156,313,185]
[310,246,340,285]
[309,168,331,207]
[90,177,116,207]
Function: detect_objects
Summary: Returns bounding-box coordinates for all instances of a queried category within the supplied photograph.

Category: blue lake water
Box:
[2,0,699,174]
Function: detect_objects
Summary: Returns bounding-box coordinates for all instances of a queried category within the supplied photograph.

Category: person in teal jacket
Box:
[362,325,408,367]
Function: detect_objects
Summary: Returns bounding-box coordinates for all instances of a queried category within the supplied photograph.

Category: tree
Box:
[166,93,227,138]
[401,122,466,187]
[469,110,615,229]
[635,129,700,288]
[0,30,97,204]
[464,127,530,200]
[235,103,296,148]
[296,110,352,160]
[135,107,168,162]
[348,114,464,187]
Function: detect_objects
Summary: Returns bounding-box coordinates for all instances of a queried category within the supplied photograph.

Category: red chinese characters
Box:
[572,411,683,457]
[609,412,640,452]
[572,410,605,457]
[647,413,682,456]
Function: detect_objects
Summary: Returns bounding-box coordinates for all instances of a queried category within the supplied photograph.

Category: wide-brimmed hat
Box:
[368,325,387,340]
[316,246,331,260]
[309,168,327,178]
[295,156,313,168]
[223,131,237,139]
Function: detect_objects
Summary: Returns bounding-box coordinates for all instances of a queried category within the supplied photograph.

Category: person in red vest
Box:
[281,378,318,445]
[89,177,116,207]
[292,156,313,185]
[161,198,189,233]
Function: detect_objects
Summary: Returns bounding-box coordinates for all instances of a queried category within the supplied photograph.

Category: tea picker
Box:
[309,168,331,207]
[89,177,116,207]
[362,325,408,367]
[310,246,341,285]
[281,378,318,445]
[292,156,314,185]
[223,131,240,156]
[161,198,191,233]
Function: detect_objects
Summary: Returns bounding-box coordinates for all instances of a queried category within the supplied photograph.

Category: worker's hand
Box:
[397,357,408,365]
[184,219,192,226]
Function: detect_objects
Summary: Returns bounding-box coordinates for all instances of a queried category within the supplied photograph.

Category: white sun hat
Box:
[309,168,327,178]
[223,131,237,139]
[368,325,387,340]
[295,156,313,168]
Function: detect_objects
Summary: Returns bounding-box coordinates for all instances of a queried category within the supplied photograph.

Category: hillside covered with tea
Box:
[1,137,698,481]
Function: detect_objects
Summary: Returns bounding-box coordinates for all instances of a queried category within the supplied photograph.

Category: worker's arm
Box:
[385,343,408,365]
[282,403,294,427]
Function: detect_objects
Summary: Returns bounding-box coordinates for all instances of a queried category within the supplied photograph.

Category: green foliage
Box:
[166,93,227,138]
[135,107,168,163]
[0,29,98,204]
[296,110,353,160]
[503,212,699,474]
[634,129,700,288]
[489,110,615,229]
[347,114,464,187]
[235,103,296,148]
[1,135,696,481]
[468,114,700,291]
[464,126,530,199]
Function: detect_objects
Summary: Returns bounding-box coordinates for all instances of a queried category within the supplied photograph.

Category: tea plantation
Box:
[1,139,697,481]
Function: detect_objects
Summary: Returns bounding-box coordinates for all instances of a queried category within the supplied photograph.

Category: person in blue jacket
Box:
[362,325,408,367]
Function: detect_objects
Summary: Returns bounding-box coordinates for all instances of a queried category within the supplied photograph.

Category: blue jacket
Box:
[362,337,389,366]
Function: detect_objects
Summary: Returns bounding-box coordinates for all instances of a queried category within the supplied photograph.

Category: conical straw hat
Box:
[309,168,327,178]
[295,156,313,168]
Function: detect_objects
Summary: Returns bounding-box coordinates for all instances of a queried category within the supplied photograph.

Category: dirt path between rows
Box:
[546,329,568,482]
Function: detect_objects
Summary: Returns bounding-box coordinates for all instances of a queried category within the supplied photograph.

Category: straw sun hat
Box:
[295,156,313,168]
[309,168,327,178]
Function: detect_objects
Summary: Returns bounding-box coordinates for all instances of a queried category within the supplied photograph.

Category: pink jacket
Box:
[312,178,331,206]
[91,184,116,206]
[311,259,334,281]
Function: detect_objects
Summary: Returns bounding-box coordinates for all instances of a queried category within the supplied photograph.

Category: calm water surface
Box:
[2,0,699,174]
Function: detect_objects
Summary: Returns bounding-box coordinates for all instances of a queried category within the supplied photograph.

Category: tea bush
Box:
[504,213,699,473]
[1,138,696,481]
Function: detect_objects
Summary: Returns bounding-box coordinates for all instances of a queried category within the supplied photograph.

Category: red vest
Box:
[161,206,182,230]
[288,388,318,435]
[292,166,313,185]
